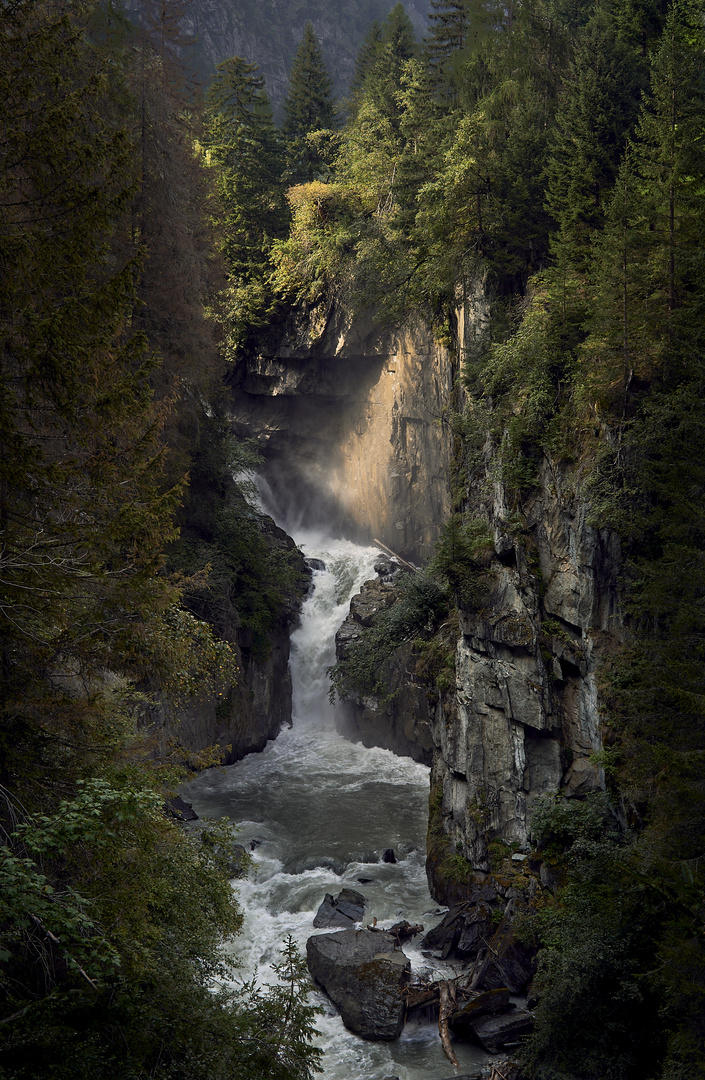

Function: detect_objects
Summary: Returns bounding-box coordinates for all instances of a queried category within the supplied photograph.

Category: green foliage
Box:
[203,55,289,354]
[282,23,337,183]
[0,4,321,1076]
[429,513,493,609]
[168,413,304,662]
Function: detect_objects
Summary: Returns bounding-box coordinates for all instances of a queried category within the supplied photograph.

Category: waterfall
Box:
[183,510,489,1078]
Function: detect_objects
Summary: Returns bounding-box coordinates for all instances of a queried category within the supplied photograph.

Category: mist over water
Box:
[183,481,488,1078]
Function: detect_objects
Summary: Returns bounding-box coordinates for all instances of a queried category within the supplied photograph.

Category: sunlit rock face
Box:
[228,303,457,564]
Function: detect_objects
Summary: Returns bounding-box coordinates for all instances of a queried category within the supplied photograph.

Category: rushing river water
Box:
[182,530,489,1079]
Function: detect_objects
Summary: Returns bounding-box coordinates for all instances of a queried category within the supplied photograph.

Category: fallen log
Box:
[372,538,419,573]
[438,980,459,1067]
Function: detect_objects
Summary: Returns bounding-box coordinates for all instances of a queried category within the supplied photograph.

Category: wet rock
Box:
[306,557,326,572]
[313,888,366,928]
[306,928,410,1040]
[382,848,397,863]
[348,579,397,628]
[421,902,495,961]
[449,988,512,1039]
[289,854,347,875]
[165,796,198,821]
[387,920,424,942]
[374,555,400,578]
[469,1009,534,1053]
[478,942,535,996]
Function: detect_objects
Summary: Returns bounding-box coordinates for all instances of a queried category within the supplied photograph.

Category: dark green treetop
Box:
[282,22,337,183]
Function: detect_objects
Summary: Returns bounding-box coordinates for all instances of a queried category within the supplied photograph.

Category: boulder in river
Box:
[468,1008,534,1053]
[306,928,410,1040]
[449,988,512,1040]
[313,888,366,928]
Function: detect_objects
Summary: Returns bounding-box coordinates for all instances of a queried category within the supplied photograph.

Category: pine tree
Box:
[282,23,337,183]
[580,0,705,404]
[363,3,417,131]
[545,11,641,277]
[348,18,383,115]
[204,56,288,351]
[424,0,487,99]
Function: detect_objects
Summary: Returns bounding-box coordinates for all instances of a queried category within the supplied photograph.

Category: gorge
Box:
[170,293,623,1076]
[3,1,704,1076]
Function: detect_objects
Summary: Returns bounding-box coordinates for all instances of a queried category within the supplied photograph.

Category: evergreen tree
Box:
[580,0,705,405]
[282,23,337,183]
[545,11,641,275]
[204,56,288,352]
[543,9,642,349]
[424,0,490,99]
[348,18,382,115]
[363,3,417,131]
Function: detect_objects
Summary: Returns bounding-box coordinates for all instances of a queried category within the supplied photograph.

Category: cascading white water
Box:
[182,516,488,1079]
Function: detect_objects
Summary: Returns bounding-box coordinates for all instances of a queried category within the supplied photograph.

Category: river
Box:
[182,528,489,1079]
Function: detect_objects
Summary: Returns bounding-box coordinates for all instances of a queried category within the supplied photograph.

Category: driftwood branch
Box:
[438,980,459,1067]
[30,915,99,992]
[372,539,418,573]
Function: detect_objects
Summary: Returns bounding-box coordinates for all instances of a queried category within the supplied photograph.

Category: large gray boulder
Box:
[468,1009,534,1053]
[313,888,366,928]
[306,929,410,1040]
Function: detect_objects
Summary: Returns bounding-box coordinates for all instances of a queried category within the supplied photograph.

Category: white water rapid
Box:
[182,525,489,1079]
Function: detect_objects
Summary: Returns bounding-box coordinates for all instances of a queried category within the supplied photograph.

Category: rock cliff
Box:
[229,304,456,563]
[146,520,309,766]
[228,293,622,899]
[172,0,430,107]
[427,459,622,889]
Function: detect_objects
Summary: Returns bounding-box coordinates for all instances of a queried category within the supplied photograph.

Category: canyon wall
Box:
[228,294,623,898]
[426,459,622,891]
[228,304,456,563]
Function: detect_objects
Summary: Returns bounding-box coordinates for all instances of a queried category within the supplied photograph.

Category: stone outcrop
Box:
[334,576,434,765]
[428,457,621,881]
[313,888,366,929]
[146,519,309,766]
[306,928,410,1040]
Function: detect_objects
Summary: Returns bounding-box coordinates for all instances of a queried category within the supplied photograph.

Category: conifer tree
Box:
[545,11,640,277]
[363,3,417,131]
[349,18,382,115]
[204,56,288,351]
[424,0,485,100]
[282,23,337,183]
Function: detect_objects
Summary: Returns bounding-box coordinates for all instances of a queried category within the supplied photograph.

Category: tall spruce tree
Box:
[349,18,383,115]
[363,3,417,131]
[282,23,336,183]
[424,0,487,100]
[204,56,287,352]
